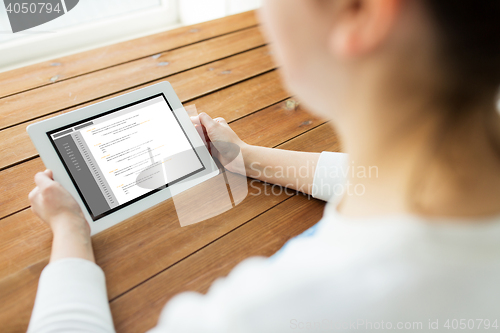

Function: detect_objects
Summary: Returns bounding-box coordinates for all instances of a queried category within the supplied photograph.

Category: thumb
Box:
[34,171,54,189]
[44,169,54,179]
[199,113,217,130]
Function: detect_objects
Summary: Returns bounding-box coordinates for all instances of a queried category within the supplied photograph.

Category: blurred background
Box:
[0,0,262,72]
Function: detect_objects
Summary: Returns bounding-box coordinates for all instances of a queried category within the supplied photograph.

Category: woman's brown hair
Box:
[409,1,500,213]
[424,0,500,105]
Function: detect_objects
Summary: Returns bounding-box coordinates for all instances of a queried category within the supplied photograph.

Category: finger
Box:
[34,171,54,189]
[191,116,203,137]
[44,169,53,179]
[199,113,217,130]
[194,123,203,134]
[28,186,39,201]
[214,117,227,125]
[194,124,208,145]
[190,115,200,125]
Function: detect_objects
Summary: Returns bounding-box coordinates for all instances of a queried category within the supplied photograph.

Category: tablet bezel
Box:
[27,81,220,235]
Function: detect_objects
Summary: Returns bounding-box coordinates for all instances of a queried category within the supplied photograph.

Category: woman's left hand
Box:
[29,169,89,236]
[29,169,95,262]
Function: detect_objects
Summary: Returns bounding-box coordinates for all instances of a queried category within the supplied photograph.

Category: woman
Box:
[27,0,500,332]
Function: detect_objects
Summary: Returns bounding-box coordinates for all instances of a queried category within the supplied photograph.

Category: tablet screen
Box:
[47,94,205,221]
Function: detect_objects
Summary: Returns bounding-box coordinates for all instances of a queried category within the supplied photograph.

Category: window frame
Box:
[0,0,179,72]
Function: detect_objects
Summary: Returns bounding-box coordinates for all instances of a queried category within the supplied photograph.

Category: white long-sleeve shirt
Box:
[28,152,500,333]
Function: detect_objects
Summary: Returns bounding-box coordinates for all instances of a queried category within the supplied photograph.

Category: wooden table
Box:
[0,11,340,332]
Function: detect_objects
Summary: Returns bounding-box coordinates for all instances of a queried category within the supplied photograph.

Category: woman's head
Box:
[259,0,500,136]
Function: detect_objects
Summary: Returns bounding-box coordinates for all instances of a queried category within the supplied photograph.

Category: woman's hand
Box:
[29,170,94,262]
[192,113,249,174]
[190,112,321,196]
[29,169,88,234]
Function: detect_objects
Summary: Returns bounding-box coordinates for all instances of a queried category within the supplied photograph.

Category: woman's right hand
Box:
[191,113,249,174]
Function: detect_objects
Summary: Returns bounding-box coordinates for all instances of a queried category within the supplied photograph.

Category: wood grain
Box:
[187,69,288,122]
[0,158,41,219]
[277,122,342,153]
[0,11,258,99]
[231,99,324,148]
[110,194,325,333]
[0,260,48,333]
[0,30,269,131]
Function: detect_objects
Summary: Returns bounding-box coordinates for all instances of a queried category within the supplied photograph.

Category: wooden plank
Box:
[230,98,323,147]
[171,47,273,102]
[0,208,51,282]
[0,11,258,99]
[0,69,287,171]
[277,123,342,153]
[0,72,291,219]
[187,69,288,121]
[110,194,325,333]
[0,30,268,131]
[0,121,332,333]
[0,260,48,333]
[0,97,321,277]
[0,158,42,219]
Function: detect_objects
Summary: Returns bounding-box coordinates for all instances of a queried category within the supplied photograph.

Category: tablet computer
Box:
[27,81,219,235]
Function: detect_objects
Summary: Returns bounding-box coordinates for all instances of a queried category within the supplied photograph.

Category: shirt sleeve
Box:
[311,152,348,201]
[27,258,115,333]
